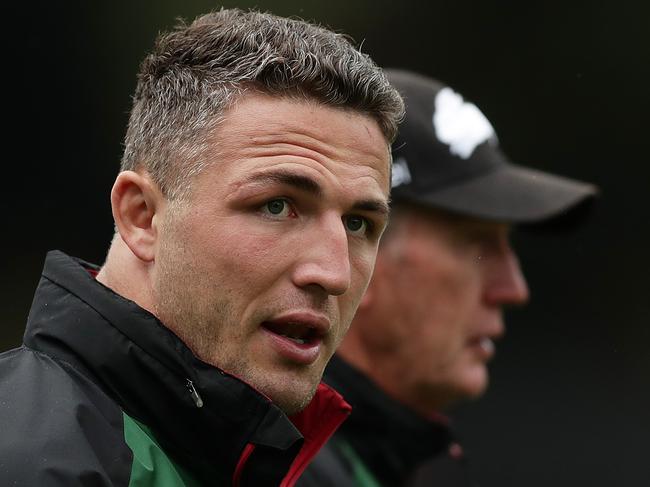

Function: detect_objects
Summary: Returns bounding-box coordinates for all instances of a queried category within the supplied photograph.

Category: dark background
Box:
[2,1,648,485]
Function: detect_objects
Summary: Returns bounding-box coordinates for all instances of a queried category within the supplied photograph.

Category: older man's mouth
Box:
[468,336,495,360]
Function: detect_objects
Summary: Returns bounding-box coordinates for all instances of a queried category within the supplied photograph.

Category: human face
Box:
[151,93,391,414]
[345,206,529,414]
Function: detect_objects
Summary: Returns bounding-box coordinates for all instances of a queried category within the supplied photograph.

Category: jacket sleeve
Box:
[0,347,133,486]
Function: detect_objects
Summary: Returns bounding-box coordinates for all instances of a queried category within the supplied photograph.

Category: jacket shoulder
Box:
[0,347,133,486]
[296,440,359,487]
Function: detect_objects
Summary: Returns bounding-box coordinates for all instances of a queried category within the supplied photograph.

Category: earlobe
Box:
[111,171,162,263]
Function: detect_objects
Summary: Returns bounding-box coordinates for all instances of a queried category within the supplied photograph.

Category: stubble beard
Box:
[152,233,320,416]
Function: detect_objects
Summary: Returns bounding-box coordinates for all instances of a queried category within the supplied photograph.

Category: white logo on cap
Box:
[433,87,496,159]
[391,156,412,188]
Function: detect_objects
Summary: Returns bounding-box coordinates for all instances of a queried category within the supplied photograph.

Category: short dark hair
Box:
[121,8,404,199]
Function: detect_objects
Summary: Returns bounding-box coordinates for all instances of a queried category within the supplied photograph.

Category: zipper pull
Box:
[186,379,204,408]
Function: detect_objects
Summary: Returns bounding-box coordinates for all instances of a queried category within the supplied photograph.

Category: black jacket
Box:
[297,356,472,487]
[0,251,350,486]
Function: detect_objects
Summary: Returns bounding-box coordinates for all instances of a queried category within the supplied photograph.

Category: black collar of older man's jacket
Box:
[299,355,472,486]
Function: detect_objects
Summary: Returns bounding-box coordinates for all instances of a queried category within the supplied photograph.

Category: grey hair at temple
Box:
[120,8,405,200]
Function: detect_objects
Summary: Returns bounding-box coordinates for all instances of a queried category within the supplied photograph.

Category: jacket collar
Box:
[323,355,454,486]
[24,251,350,486]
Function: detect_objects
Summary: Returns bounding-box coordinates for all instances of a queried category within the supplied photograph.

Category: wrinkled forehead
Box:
[185,93,391,204]
[216,94,390,174]
[383,203,510,239]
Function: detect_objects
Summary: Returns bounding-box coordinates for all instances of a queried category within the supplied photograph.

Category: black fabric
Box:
[0,251,319,486]
[0,347,133,486]
[386,69,598,224]
[298,355,472,487]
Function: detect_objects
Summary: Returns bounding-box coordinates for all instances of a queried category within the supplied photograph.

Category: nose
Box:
[483,240,530,307]
[291,214,352,296]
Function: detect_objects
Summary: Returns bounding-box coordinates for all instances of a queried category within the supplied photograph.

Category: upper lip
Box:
[262,311,331,340]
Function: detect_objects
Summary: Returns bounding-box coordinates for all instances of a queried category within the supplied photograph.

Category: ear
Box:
[110,171,164,263]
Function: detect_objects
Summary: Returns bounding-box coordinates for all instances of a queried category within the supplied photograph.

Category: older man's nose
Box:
[483,244,530,307]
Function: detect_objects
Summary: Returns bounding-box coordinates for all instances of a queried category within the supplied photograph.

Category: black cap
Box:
[386,69,598,223]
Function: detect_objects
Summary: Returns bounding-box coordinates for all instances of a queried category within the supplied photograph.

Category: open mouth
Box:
[468,336,495,358]
[261,321,321,346]
[260,315,328,365]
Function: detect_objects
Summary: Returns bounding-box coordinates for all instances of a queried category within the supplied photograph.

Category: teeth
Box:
[279,333,306,344]
[263,321,313,344]
[479,338,494,354]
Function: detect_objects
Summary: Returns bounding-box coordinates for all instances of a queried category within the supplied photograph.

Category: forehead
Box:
[198,92,391,200]
[391,205,510,240]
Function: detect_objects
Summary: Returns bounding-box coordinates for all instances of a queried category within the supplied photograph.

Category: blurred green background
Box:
[2,1,648,485]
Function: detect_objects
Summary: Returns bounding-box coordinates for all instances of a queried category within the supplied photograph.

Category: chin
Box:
[255,370,321,415]
[456,365,490,400]
[267,385,318,415]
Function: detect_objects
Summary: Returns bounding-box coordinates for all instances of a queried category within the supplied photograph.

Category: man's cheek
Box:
[352,254,377,292]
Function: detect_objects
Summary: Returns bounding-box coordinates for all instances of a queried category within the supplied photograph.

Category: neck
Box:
[337,336,454,416]
[96,235,156,315]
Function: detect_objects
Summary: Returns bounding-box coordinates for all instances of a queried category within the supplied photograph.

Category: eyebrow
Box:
[240,169,390,216]
[242,170,322,197]
[352,199,390,217]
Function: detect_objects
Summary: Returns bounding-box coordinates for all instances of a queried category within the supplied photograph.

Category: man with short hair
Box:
[0,9,403,486]
[299,69,597,486]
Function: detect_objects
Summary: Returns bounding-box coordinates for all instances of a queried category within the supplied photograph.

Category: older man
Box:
[0,9,403,486]
[299,69,597,486]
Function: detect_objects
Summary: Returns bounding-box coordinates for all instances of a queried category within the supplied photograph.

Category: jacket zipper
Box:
[186,379,204,408]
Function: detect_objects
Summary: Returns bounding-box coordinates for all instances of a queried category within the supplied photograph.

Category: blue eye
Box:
[267,200,286,214]
[344,215,369,236]
[263,199,292,218]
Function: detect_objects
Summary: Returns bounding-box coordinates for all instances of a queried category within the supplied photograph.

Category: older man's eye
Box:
[344,215,370,236]
[263,199,292,218]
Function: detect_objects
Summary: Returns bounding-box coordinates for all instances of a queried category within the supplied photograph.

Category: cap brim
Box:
[406,164,599,223]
